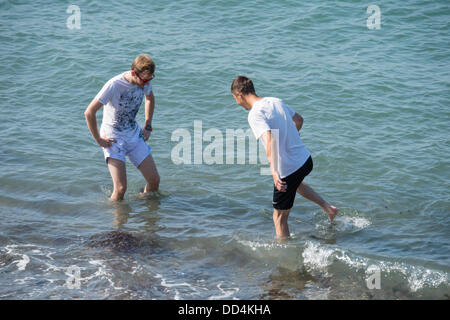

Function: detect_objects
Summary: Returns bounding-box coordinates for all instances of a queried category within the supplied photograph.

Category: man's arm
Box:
[84,98,115,148]
[142,91,155,141]
[292,112,303,131]
[261,130,287,192]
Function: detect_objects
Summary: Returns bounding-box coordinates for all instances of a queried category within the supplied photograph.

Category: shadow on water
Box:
[260,266,320,300]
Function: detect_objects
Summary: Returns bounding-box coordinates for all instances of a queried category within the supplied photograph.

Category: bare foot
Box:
[138,187,151,199]
[322,204,338,223]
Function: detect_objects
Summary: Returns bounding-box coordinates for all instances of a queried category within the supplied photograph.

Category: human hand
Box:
[272,171,287,192]
[142,128,151,141]
[97,136,116,148]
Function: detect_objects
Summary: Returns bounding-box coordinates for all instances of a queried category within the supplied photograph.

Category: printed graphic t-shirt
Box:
[248,97,311,178]
[95,72,152,139]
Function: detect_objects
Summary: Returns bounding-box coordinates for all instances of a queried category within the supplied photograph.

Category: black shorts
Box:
[272,156,313,210]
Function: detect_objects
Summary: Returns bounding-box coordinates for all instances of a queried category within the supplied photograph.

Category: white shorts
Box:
[102,132,151,168]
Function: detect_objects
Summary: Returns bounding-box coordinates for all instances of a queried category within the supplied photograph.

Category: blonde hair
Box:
[131,54,155,76]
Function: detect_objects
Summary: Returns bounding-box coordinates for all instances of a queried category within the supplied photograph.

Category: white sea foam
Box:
[155,273,203,300]
[4,245,31,271]
[375,261,449,292]
[301,241,449,293]
[233,233,290,252]
[44,263,64,273]
[342,216,371,229]
[155,273,194,289]
[83,259,109,281]
[15,255,30,271]
[208,281,240,300]
[14,276,36,285]
[302,241,335,271]
[237,239,288,251]
[335,250,369,270]
[84,259,127,291]
[407,268,448,292]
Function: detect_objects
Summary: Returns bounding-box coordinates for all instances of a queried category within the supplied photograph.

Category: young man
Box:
[231,75,338,239]
[85,54,160,201]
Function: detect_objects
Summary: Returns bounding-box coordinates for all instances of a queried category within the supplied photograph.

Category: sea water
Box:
[0,0,448,299]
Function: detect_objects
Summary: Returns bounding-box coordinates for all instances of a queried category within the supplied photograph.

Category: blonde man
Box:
[85,54,160,201]
[231,75,338,239]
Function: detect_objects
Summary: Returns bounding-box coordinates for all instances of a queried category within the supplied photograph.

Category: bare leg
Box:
[273,209,291,240]
[137,154,160,195]
[297,182,338,222]
[107,158,127,201]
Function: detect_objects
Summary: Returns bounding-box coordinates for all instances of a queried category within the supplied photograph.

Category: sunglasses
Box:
[134,71,155,84]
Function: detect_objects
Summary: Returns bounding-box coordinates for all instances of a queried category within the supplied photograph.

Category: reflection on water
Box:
[109,191,163,229]
[111,202,132,229]
[260,267,314,300]
[0,0,449,298]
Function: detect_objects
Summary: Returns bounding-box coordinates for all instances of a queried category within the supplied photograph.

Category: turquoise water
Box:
[0,0,449,299]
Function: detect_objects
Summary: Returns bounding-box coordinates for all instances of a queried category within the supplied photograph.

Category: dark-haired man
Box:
[231,75,338,239]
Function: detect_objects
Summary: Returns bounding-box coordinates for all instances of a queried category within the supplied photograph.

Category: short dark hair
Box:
[231,75,256,95]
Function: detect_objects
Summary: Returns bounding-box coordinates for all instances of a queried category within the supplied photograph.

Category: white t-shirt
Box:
[95,72,152,139]
[248,97,311,178]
